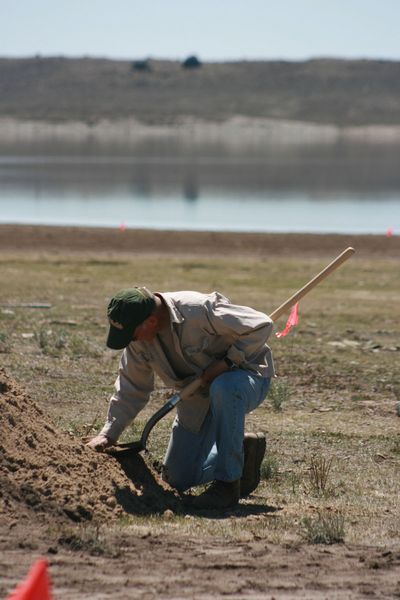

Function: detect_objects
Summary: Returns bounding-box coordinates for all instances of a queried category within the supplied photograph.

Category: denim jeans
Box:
[162,370,270,492]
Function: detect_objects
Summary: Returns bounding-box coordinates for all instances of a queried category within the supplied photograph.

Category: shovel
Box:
[107,377,202,454]
[108,247,355,455]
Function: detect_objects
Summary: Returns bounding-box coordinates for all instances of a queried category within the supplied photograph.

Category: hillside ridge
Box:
[1,57,400,126]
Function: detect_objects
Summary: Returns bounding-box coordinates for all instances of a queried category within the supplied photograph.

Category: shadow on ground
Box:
[111,451,181,514]
[111,449,281,519]
[182,502,281,519]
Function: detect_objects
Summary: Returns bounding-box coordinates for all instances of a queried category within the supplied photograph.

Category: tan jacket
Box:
[100,290,275,440]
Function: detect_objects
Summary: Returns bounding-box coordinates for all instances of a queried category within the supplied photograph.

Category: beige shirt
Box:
[100,290,275,440]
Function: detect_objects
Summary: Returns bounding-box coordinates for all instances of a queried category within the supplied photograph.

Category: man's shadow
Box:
[110,450,180,515]
[110,449,281,518]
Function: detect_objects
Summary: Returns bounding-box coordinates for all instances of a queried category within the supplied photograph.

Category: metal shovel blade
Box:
[106,439,145,455]
[106,378,203,456]
[106,392,182,456]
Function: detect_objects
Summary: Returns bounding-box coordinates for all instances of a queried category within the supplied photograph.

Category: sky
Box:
[1,0,399,62]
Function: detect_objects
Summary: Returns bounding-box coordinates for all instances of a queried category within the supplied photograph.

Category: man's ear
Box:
[146,314,158,328]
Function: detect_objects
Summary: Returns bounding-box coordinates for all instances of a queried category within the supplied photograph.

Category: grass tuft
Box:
[301,511,345,544]
[57,524,119,556]
[308,455,334,496]
[260,453,279,480]
[0,331,11,353]
[36,328,66,356]
[268,378,291,411]
[35,328,102,358]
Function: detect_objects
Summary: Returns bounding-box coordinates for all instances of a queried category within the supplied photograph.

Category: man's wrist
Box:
[223,356,235,370]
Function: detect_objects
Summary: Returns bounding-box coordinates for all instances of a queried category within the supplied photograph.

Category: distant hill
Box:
[1,57,400,126]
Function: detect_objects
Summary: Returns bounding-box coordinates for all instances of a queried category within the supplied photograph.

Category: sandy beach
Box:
[1,224,399,259]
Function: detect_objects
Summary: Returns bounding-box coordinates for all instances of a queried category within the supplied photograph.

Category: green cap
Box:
[106,287,155,349]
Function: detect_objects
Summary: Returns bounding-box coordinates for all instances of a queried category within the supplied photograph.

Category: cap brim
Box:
[106,324,133,350]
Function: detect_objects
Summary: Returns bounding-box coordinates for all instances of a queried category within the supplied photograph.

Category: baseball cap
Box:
[106,287,155,349]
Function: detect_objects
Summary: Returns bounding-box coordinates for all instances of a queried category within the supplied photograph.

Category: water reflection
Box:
[0,145,399,234]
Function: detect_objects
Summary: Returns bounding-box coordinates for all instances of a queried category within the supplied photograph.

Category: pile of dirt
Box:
[0,368,177,525]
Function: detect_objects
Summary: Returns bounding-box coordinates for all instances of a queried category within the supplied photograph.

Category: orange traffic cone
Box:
[6,559,52,600]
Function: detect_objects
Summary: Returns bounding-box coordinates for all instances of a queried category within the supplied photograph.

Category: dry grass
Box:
[1,250,399,547]
[301,511,345,544]
[308,455,334,496]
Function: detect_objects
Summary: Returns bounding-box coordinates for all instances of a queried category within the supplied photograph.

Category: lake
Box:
[1,151,399,234]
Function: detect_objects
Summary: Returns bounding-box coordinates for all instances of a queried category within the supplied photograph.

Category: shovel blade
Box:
[106,440,145,455]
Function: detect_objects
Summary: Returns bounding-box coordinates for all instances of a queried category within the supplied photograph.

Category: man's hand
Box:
[85,434,113,452]
[201,359,230,386]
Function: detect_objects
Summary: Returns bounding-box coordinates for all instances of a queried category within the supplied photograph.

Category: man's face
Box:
[132,315,158,342]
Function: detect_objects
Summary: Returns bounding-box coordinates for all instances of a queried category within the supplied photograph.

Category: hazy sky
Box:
[1,0,399,62]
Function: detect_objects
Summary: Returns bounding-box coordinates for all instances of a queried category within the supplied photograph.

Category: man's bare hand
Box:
[85,434,113,452]
[201,359,229,386]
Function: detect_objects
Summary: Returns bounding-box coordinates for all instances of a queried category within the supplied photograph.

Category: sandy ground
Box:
[1,225,400,599]
[1,224,400,259]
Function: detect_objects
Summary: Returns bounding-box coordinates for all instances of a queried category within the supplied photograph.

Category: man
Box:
[87,286,274,509]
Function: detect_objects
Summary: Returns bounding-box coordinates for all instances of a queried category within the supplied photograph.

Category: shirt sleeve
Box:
[100,344,154,442]
[205,294,273,367]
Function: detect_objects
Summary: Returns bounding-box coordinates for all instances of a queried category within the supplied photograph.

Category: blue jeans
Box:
[162,370,270,492]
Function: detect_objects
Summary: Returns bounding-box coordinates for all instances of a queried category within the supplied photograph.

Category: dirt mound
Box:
[0,368,177,525]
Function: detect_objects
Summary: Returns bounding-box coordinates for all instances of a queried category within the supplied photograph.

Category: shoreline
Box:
[1,117,400,153]
[1,224,399,259]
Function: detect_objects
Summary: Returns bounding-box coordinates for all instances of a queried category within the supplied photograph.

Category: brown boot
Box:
[185,480,240,510]
[240,433,266,497]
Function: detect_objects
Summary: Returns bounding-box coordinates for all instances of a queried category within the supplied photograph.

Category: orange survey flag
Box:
[275,302,299,338]
[6,559,52,600]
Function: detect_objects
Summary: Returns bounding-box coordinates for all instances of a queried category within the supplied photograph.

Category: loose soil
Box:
[0,369,178,525]
[1,226,400,599]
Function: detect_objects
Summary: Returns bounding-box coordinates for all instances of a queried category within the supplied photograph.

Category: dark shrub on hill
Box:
[131,59,151,71]
[182,55,202,69]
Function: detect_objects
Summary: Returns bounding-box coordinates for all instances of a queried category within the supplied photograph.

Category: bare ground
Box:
[1,226,400,599]
[1,224,400,259]
[1,366,400,599]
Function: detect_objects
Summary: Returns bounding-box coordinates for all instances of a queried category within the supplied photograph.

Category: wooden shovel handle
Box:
[168,247,355,401]
[179,377,203,400]
[269,247,355,322]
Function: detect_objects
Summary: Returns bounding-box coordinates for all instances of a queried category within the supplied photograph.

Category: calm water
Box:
[1,154,399,234]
